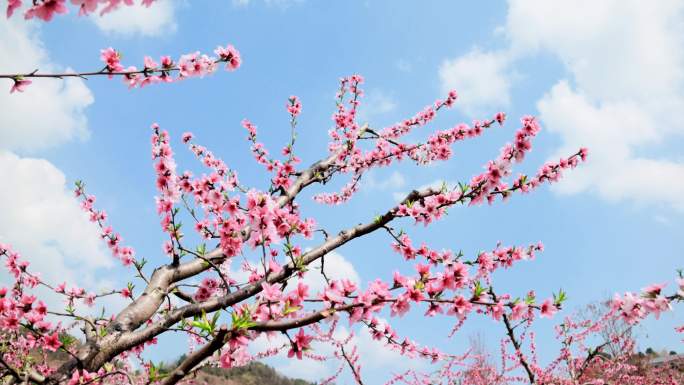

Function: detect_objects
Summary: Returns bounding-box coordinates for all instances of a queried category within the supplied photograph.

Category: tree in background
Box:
[542,300,684,385]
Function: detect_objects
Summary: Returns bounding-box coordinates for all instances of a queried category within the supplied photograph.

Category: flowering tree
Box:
[534,298,684,385]
[1,4,683,385]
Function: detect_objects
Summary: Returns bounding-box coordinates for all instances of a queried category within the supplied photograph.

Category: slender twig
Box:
[493,289,535,384]
[340,344,364,385]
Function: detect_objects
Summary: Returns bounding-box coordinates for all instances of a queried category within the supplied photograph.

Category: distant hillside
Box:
[197,362,315,385]
[34,337,316,385]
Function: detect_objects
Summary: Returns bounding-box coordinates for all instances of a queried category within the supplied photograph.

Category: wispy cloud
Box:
[93,0,177,37]
[0,17,115,299]
[439,0,684,212]
[439,48,512,117]
[356,89,397,124]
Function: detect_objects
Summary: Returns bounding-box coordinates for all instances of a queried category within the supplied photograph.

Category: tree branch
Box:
[501,313,535,384]
[159,327,229,385]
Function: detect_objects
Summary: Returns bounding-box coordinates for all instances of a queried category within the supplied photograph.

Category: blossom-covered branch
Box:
[6,0,157,22]
[1,44,240,93]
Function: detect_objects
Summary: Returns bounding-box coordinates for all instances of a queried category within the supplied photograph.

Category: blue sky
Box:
[1,1,683,383]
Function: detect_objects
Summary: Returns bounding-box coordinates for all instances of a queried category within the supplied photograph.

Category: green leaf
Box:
[148,361,158,381]
[554,289,568,306]
[283,302,300,315]
[231,308,257,330]
[458,182,469,194]
[472,281,486,298]
[135,258,147,270]
[196,243,207,256]
[294,256,307,272]
[59,334,76,349]
[190,310,215,334]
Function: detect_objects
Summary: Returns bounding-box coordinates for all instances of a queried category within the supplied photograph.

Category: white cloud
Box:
[537,81,684,210]
[439,0,684,211]
[505,0,684,104]
[365,170,406,191]
[509,0,684,211]
[0,151,111,286]
[356,89,397,124]
[296,251,360,296]
[93,0,177,37]
[0,17,93,153]
[0,18,107,282]
[439,48,512,116]
[0,15,116,312]
[230,250,360,299]
[249,331,288,355]
[303,251,360,295]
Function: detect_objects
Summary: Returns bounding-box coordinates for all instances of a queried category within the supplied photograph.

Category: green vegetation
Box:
[201,361,315,385]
